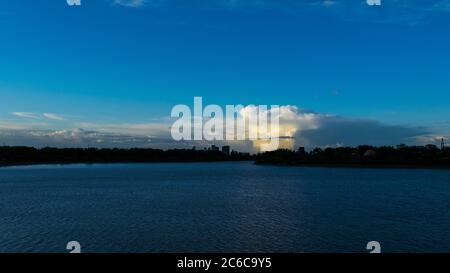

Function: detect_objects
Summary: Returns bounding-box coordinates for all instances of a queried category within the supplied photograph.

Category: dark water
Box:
[1,162,450,253]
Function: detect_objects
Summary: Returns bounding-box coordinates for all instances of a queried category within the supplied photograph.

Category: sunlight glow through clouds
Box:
[1,106,432,152]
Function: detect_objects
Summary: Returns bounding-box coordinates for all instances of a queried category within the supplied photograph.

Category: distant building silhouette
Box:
[211,145,219,152]
[221,146,230,156]
[442,138,445,151]
[0,146,254,166]
[397,144,407,149]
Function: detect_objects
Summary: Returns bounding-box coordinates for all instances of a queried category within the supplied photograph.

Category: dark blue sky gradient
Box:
[1,0,449,148]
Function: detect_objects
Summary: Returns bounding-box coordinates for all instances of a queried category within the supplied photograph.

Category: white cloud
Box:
[414,135,448,146]
[43,113,65,121]
[0,106,441,152]
[77,122,170,137]
[12,112,40,119]
[0,121,48,130]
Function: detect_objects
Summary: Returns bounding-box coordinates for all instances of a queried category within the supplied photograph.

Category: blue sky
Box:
[0,0,450,150]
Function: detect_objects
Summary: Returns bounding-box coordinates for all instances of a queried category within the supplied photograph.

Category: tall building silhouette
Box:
[222,146,230,156]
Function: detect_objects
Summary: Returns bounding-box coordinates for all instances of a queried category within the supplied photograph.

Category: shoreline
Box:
[0,160,253,168]
[1,160,450,170]
[255,162,450,170]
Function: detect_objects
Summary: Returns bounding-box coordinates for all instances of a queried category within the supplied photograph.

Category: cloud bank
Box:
[0,106,442,152]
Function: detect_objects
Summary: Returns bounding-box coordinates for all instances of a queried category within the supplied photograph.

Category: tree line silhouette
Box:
[1,144,449,168]
[255,145,450,168]
[0,146,252,167]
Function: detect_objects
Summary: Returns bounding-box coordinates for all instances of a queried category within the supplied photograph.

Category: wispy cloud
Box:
[0,121,49,130]
[13,112,67,121]
[322,0,337,8]
[113,0,147,8]
[433,0,450,12]
[43,113,65,121]
[12,112,40,119]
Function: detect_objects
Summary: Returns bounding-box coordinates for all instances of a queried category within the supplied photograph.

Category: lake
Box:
[1,162,450,253]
